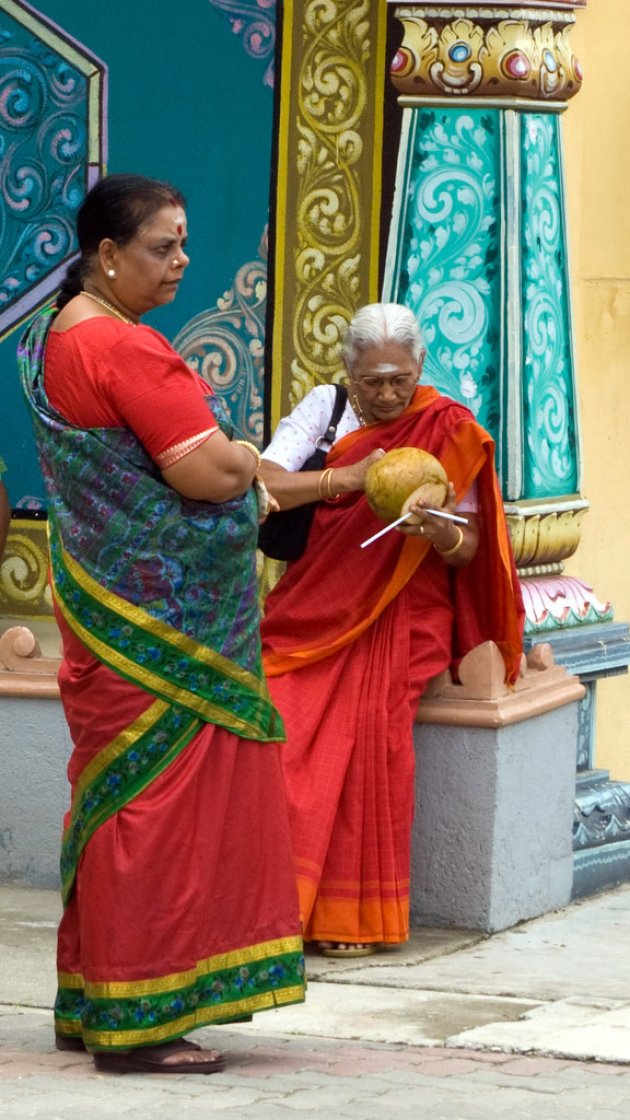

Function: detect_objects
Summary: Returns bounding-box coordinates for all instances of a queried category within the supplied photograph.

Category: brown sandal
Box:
[93,1038,225,1075]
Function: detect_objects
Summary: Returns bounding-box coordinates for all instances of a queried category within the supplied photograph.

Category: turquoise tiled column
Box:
[383,1,604,630]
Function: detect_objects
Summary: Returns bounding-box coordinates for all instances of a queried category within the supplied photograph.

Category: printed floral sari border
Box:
[60,705,200,905]
[56,935,303,1000]
[54,943,306,1049]
[50,529,283,741]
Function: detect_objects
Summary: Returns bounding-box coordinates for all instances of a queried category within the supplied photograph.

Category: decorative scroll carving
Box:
[0,625,54,674]
[396,108,502,437]
[390,8,583,102]
[0,623,61,697]
[289,0,372,401]
[207,0,276,86]
[0,520,53,616]
[521,113,577,495]
[0,0,106,338]
[269,0,387,426]
[173,229,268,446]
[574,777,630,851]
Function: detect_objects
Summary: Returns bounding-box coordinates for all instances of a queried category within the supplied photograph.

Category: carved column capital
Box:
[388,2,586,103]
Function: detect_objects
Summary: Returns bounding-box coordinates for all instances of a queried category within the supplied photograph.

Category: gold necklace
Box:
[80,290,137,326]
[351,391,367,428]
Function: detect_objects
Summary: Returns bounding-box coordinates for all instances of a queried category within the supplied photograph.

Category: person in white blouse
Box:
[259,303,522,959]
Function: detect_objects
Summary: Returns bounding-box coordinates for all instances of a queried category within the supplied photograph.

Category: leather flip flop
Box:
[93,1038,226,1075]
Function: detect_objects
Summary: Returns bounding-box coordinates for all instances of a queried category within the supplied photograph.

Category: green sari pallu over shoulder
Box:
[19,310,305,1050]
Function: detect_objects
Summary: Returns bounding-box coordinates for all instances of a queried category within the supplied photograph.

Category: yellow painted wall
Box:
[563,1,630,777]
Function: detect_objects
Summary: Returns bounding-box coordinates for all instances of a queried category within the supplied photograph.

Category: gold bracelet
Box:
[317,469,331,499]
[325,468,341,501]
[318,467,340,501]
[234,439,261,470]
[435,524,464,558]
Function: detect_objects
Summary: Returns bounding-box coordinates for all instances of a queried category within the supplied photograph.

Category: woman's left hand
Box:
[399,482,480,566]
[254,477,279,523]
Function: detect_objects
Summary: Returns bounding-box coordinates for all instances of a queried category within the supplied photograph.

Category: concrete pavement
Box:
[2,883,630,1117]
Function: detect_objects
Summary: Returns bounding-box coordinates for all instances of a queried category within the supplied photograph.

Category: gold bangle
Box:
[325,468,340,501]
[435,524,464,558]
[234,439,261,470]
[318,467,340,502]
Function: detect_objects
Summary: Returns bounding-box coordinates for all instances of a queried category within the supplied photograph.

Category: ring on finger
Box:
[419,525,424,535]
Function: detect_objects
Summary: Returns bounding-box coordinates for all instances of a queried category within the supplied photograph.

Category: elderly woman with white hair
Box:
[260,303,523,958]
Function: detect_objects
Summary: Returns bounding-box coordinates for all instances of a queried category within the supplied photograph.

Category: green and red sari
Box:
[262,386,524,946]
[19,310,305,1050]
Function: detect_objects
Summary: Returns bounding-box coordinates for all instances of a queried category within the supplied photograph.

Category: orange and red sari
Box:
[262,386,523,946]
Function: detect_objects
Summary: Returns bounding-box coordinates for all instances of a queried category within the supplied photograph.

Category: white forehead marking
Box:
[372,363,398,373]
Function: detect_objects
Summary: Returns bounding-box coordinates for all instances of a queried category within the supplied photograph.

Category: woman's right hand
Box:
[259,447,385,511]
[333,448,385,493]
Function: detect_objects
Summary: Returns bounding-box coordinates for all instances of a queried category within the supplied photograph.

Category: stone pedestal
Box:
[411,641,583,932]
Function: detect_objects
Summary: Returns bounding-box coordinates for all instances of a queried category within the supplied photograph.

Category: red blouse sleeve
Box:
[45,321,219,466]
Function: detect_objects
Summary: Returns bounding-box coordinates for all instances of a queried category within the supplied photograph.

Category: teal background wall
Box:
[1,0,275,506]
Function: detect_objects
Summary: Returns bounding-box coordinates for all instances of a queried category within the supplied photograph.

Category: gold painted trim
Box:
[86,935,304,999]
[397,96,567,112]
[369,0,389,301]
[271,0,295,433]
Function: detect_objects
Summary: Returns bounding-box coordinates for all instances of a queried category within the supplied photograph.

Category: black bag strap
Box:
[317,384,348,450]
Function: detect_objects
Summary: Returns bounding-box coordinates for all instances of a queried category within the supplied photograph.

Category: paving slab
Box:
[3,883,630,1078]
[241,981,540,1046]
[2,1010,630,1120]
[335,885,630,1003]
[449,996,630,1064]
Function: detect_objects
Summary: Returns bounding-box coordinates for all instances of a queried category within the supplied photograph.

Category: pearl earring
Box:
[107,269,116,279]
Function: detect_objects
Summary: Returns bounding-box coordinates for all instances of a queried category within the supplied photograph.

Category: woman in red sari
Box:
[20,174,304,1074]
[260,303,523,957]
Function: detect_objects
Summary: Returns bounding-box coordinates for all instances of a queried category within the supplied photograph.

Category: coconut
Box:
[365,447,448,522]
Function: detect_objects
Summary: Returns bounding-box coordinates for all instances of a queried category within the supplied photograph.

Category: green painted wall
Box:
[1,0,274,505]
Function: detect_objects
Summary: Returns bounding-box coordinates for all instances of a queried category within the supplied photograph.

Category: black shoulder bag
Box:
[258,384,348,561]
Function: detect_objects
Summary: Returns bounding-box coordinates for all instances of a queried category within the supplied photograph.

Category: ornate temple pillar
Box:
[383,0,630,895]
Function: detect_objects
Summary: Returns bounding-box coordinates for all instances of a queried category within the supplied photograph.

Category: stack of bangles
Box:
[318,467,341,501]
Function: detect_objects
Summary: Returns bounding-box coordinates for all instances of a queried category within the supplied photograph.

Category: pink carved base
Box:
[520,575,612,631]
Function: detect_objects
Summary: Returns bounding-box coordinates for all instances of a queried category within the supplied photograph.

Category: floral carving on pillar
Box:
[207,0,276,86]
